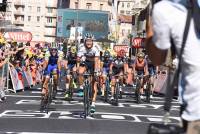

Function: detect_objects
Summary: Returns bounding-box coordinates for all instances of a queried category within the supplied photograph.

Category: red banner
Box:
[113,45,129,53]
[4,32,32,42]
[132,37,145,48]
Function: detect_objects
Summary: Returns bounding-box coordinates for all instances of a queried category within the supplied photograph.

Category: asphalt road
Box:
[0,85,180,134]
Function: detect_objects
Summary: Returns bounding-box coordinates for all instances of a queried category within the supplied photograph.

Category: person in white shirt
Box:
[145,0,200,133]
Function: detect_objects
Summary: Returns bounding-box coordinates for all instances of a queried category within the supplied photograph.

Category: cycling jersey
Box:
[67,52,77,69]
[44,50,63,75]
[112,57,127,75]
[78,43,100,72]
[133,59,147,76]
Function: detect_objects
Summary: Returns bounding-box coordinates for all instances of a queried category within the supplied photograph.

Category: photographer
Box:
[145,0,200,133]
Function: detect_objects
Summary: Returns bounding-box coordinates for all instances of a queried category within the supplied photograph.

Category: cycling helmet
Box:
[117,49,125,58]
[50,43,58,51]
[70,46,77,54]
[84,33,94,40]
[137,52,145,58]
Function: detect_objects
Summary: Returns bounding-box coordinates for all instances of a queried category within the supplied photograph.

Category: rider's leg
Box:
[77,66,86,96]
[52,69,58,98]
[110,77,116,100]
[101,75,106,96]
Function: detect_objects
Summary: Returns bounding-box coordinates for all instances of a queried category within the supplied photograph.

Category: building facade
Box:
[5,0,58,44]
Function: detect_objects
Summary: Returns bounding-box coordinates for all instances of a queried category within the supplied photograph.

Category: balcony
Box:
[14,0,25,6]
[45,12,57,18]
[14,10,24,15]
[44,28,56,37]
[13,20,24,25]
[45,22,56,27]
[46,1,57,8]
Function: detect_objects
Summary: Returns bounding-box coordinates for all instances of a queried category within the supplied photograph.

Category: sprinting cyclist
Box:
[64,46,78,99]
[41,43,62,110]
[100,49,113,97]
[109,49,128,101]
[77,33,101,113]
[132,52,148,99]
[146,55,159,98]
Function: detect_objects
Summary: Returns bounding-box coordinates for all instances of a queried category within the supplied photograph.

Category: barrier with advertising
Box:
[57,9,109,39]
[9,67,24,92]
[22,69,33,87]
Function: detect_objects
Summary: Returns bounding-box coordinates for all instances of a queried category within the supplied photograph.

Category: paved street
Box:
[0,86,180,134]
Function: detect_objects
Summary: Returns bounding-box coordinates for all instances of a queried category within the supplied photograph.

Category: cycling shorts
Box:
[136,70,144,77]
[80,61,94,73]
[103,67,110,75]
[44,64,57,76]
[68,64,76,70]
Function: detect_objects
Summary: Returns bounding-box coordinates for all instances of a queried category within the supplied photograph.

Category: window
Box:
[126,11,131,15]
[37,16,40,22]
[21,16,24,21]
[86,3,92,9]
[75,2,78,9]
[37,7,41,12]
[100,4,103,10]
[28,16,31,21]
[122,29,125,36]
[127,3,130,8]
[28,6,32,11]
[122,2,124,8]
[47,17,53,23]
[47,8,53,13]
[120,10,124,14]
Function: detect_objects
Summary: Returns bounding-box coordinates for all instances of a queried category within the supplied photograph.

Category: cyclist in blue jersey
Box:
[41,44,62,108]
[101,50,112,97]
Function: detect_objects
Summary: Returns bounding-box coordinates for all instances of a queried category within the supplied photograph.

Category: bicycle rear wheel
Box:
[46,78,53,113]
[145,82,151,103]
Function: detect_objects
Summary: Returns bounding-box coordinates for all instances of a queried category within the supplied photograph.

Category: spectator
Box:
[0,57,9,102]
[145,0,200,133]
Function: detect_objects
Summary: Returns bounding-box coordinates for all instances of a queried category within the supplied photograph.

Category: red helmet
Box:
[117,49,125,57]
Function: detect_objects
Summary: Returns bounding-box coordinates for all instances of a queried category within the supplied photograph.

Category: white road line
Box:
[3,132,87,134]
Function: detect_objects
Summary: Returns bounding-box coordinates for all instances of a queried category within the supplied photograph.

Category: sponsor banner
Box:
[113,45,129,53]
[4,32,32,42]
[132,37,145,48]
[154,71,168,93]
[22,70,33,87]
[9,67,24,91]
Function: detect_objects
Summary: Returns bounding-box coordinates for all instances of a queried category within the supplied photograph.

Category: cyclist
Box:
[146,55,159,98]
[41,43,62,109]
[64,45,78,99]
[101,49,113,97]
[132,52,148,99]
[77,33,100,113]
[109,49,128,101]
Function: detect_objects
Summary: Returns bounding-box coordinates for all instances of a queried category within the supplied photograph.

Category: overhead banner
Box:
[57,9,109,39]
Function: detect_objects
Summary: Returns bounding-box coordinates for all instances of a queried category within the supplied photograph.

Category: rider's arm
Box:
[144,60,149,76]
[94,56,100,72]
[123,58,128,74]
[132,60,136,76]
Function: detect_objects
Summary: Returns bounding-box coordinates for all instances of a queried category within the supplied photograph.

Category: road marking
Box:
[101,115,125,120]
[3,132,87,134]
[0,110,181,123]
[15,99,179,110]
